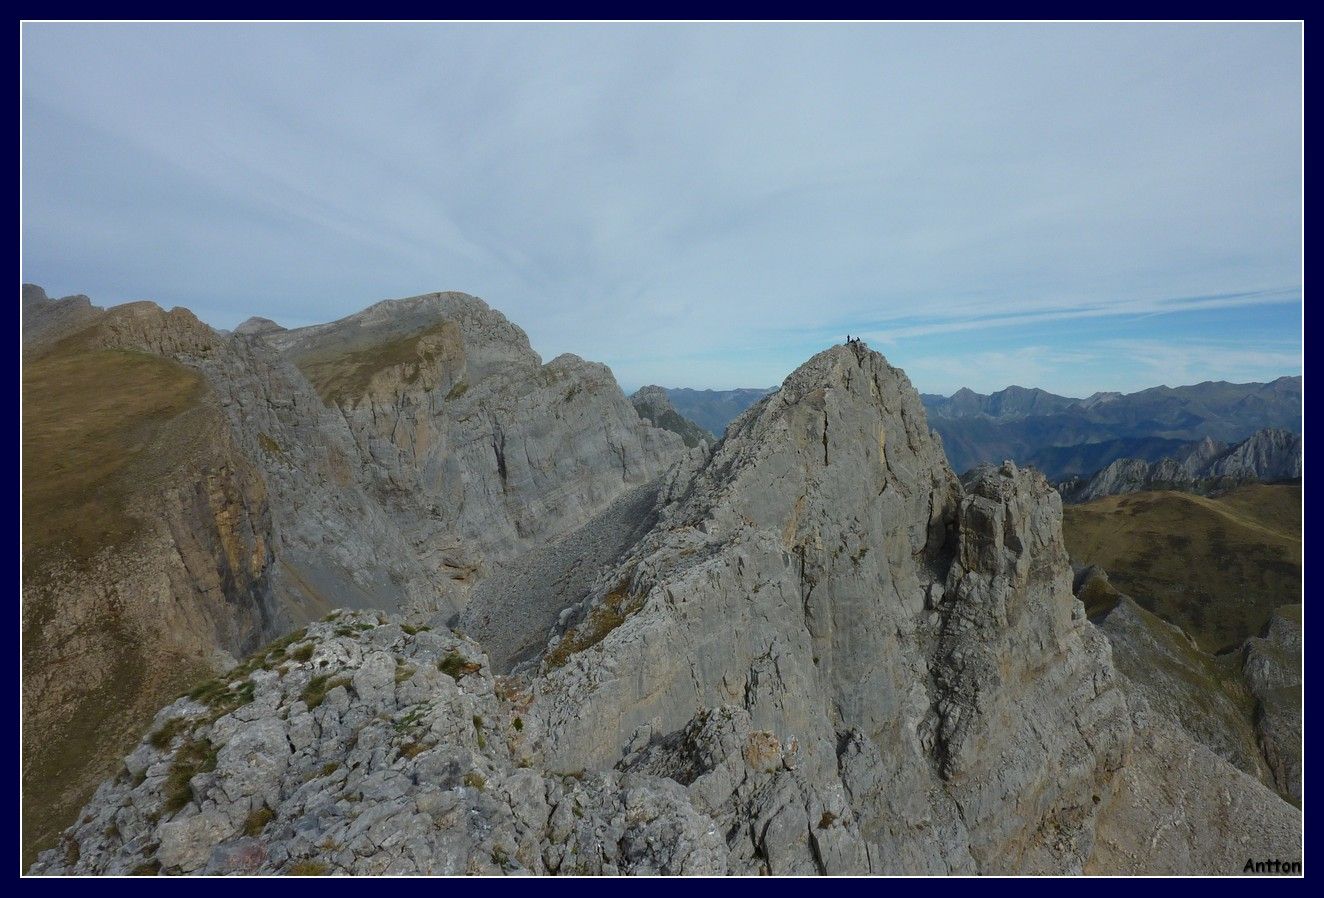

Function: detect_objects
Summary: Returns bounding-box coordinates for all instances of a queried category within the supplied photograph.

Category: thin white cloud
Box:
[857,288,1300,344]
[21,22,1303,392]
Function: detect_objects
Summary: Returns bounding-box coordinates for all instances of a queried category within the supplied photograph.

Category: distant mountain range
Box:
[920,377,1301,479]
[660,387,776,436]
[1058,428,1302,503]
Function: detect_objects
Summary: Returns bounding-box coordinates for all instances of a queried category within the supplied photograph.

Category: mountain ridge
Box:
[1059,427,1302,502]
[921,376,1301,477]
[22,289,1301,875]
[31,331,1300,875]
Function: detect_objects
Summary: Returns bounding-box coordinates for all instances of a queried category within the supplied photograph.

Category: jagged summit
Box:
[270,291,538,367]
[22,282,103,351]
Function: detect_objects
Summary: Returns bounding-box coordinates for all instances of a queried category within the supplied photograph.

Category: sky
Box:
[21,22,1302,396]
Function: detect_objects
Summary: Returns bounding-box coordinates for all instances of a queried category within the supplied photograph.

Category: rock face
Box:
[266,293,685,609]
[1058,428,1302,502]
[631,385,712,448]
[21,287,685,863]
[1242,606,1302,807]
[27,324,1301,875]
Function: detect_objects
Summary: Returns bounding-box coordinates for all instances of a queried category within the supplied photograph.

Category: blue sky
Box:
[21,22,1302,395]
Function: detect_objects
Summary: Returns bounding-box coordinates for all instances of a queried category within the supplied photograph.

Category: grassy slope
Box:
[23,344,205,566]
[1063,484,1300,653]
[22,340,211,866]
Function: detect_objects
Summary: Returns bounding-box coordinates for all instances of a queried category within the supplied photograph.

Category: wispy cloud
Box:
[1095,338,1303,387]
[21,22,1302,393]
[855,288,1300,344]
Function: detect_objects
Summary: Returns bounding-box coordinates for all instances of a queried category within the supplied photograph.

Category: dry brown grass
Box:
[292,322,459,407]
[22,340,210,867]
[22,345,205,568]
[1064,484,1301,653]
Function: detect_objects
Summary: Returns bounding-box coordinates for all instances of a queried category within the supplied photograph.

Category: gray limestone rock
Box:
[26,311,1301,876]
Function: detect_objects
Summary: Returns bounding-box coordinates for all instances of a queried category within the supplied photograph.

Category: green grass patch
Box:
[398,741,428,760]
[243,806,275,837]
[148,717,191,751]
[161,738,217,815]
[438,651,479,680]
[302,675,352,710]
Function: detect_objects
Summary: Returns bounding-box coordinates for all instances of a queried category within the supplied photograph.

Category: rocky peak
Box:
[525,344,1133,871]
[1207,428,1301,481]
[630,385,711,449]
[90,301,225,358]
[271,291,541,384]
[22,282,103,352]
[632,384,671,405]
[233,316,286,337]
[669,343,955,544]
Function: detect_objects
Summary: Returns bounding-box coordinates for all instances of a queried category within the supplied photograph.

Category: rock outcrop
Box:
[630,386,713,448]
[1242,606,1302,807]
[1077,567,1301,807]
[30,610,740,875]
[22,283,103,352]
